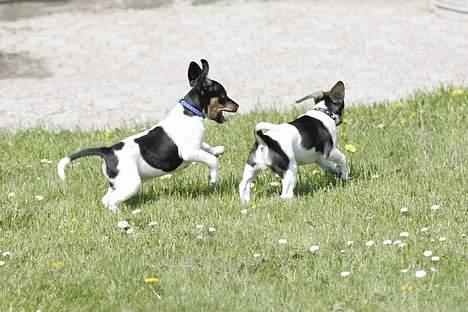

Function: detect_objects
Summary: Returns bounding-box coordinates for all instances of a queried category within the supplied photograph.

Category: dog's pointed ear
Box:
[188,61,202,87]
[330,81,345,102]
[199,59,209,82]
[295,91,325,104]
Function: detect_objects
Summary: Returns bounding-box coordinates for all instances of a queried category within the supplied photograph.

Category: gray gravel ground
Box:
[0,0,467,131]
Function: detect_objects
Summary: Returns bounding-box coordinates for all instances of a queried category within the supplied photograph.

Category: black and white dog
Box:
[58,59,239,211]
[239,81,347,203]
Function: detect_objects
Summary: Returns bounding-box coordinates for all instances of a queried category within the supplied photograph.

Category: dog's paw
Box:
[212,146,225,157]
[337,172,349,181]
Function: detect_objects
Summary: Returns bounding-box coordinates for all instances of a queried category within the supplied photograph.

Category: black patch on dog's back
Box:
[134,127,183,172]
[289,116,333,156]
[256,131,289,178]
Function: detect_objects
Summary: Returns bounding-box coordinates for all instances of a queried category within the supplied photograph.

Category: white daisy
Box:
[117,220,130,229]
[269,181,281,187]
[415,270,427,278]
[208,226,216,234]
[278,239,287,245]
[398,242,406,248]
[7,192,15,198]
[400,232,409,237]
[148,221,158,226]
[393,240,403,245]
[430,267,437,272]
[309,245,320,253]
[126,228,135,234]
[431,256,440,262]
[420,227,429,232]
[346,240,354,246]
[240,209,248,215]
[365,240,375,247]
[371,174,380,179]
[131,209,142,215]
[439,237,447,242]
[250,183,255,189]
[195,224,204,229]
[34,195,44,201]
[2,251,12,257]
[40,159,52,164]
[312,170,320,175]
[430,204,440,211]
[340,271,351,277]
[400,269,409,273]
[196,235,203,239]
[382,239,392,245]
[400,207,408,213]
[422,250,433,257]
[253,253,261,258]
[0,260,5,266]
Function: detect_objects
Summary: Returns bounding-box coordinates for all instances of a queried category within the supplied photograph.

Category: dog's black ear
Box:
[199,59,209,82]
[330,81,345,102]
[188,61,202,87]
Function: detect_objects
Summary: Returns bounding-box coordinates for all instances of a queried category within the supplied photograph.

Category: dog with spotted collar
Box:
[239,81,347,203]
[58,59,239,212]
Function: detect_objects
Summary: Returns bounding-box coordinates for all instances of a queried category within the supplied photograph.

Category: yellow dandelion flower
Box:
[451,88,464,96]
[344,144,357,153]
[251,203,258,209]
[52,260,64,269]
[400,285,414,292]
[70,217,77,224]
[144,277,159,284]
[392,102,403,110]
[104,129,114,138]
[407,112,416,120]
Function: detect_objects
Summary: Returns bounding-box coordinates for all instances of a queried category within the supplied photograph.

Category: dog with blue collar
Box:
[58,59,239,212]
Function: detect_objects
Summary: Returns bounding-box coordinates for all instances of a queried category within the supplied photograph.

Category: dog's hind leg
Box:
[101,186,114,207]
[280,162,297,200]
[104,161,141,212]
[239,164,261,203]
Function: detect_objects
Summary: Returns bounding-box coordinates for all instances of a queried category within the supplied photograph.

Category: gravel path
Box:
[0,0,467,131]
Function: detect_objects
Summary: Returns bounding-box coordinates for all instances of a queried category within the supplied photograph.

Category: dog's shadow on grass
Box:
[126,178,237,207]
[124,165,373,207]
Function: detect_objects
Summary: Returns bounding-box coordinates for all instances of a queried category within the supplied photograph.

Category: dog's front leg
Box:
[328,149,348,180]
[201,142,224,157]
[185,149,219,184]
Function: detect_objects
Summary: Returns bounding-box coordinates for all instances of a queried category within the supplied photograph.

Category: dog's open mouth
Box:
[215,102,239,123]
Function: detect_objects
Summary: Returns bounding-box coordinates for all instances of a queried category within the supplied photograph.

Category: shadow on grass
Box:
[122,164,371,207]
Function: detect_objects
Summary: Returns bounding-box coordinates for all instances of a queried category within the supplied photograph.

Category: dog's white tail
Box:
[255,122,277,133]
[57,157,71,181]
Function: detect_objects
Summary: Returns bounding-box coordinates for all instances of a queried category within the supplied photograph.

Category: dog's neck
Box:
[182,89,209,118]
[313,102,341,125]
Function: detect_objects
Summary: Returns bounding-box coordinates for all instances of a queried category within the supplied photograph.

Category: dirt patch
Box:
[0,51,51,79]
[0,0,173,22]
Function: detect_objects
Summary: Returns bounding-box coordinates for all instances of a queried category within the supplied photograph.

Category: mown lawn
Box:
[0,88,466,311]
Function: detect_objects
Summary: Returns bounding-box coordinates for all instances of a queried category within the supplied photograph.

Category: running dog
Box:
[58,59,239,211]
[239,81,347,203]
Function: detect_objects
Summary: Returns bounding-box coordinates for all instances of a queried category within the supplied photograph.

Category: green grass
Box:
[0,87,467,311]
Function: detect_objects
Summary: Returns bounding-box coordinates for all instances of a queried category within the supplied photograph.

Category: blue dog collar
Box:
[179,99,205,119]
